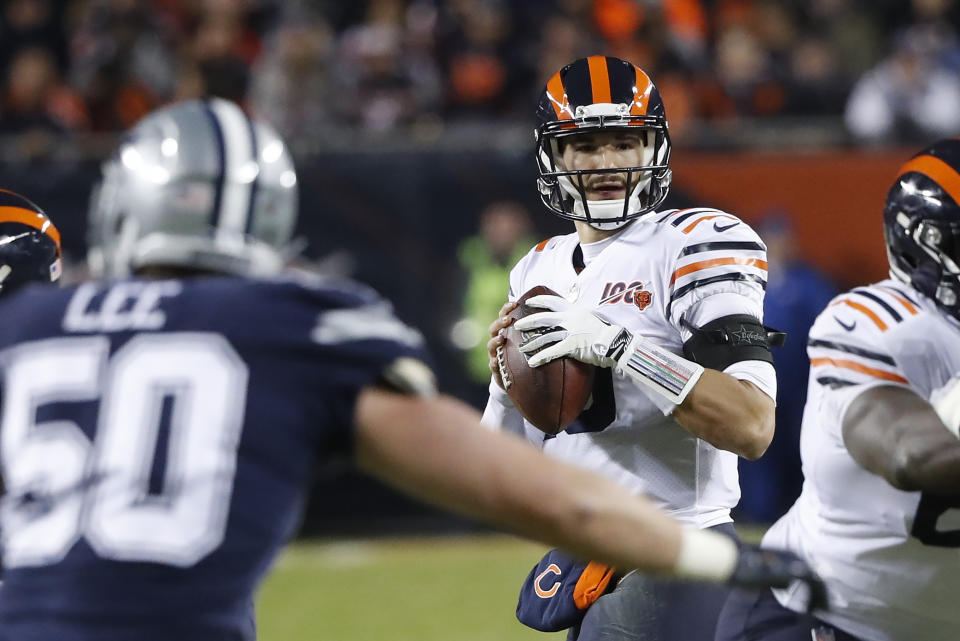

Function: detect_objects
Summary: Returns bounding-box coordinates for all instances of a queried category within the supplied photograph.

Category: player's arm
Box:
[843,384,960,493]
[515,297,775,459]
[673,370,774,460]
[353,386,820,593]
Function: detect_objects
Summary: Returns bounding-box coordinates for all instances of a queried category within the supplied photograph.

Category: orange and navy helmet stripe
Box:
[897,153,960,207]
[544,56,662,120]
[630,66,654,116]
[586,55,612,104]
[0,189,61,255]
[545,71,572,120]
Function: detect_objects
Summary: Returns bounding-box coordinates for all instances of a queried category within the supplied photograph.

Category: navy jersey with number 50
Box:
[0,275,433,641]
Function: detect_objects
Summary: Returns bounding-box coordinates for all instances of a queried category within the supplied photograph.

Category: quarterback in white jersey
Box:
[717,139,960,641]
[483,56,783,641]
[484,206,775,526]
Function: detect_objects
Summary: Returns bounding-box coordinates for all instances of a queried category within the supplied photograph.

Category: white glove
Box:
[513,295,627,368]
[514,294,703,409]
[930,374,960,439]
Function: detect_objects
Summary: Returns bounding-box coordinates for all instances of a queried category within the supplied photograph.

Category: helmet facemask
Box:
[536,108,672,231]
[887,207,960,319]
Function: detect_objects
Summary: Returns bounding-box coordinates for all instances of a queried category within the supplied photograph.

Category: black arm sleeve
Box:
[681,314,786,371]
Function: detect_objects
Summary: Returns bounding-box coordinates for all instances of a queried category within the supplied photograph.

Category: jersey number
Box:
[911,493,960,548]
[0,333,248,568]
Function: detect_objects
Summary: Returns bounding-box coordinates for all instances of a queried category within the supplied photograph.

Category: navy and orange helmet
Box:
[0,189,62,297]
[535,55,672,229]
[884,138,960,319]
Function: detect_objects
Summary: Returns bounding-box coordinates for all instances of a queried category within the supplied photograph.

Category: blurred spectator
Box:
[438,0,525,118]
[68,0,177,130]
[190,0,262,104]
[0,46,85,160]
[249,15,335,139]
[333,0,441,130]
[805,0,882,80]
[0,46,85,136]
[454,201,534,386]
[736,211,838,523]
[784,36,848,115]
[700,25,783,119]
[0,0,67,77]
[845,25,960,142]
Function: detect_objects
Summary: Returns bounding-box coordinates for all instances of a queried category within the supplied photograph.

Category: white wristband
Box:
[615,333,704,410]
[673,528,738,583]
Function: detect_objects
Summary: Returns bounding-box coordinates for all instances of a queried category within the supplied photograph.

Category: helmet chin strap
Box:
[573,196,638,231]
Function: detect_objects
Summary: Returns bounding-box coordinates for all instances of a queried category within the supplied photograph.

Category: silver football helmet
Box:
[88,98,298,277]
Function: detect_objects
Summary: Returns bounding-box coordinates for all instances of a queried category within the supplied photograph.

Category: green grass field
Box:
[255,535,566,641]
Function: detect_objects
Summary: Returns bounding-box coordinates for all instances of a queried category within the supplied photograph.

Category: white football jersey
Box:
[764,279,960,641]
[482,208,776,528]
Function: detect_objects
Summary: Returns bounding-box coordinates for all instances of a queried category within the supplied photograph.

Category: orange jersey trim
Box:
[535,237,552,252]
[830,299,888,331]
[810,357,907,384]
[898,155,960,207]
[670,257,768,285]
[887,292,919,315]
[681,214,737,234]
[0,205,61,249]
[587,56,611,104]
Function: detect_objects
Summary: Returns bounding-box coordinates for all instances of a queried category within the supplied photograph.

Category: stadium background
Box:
[1,0,957,638]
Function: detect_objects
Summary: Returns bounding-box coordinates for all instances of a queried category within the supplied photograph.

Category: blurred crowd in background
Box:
[2,0,960,151]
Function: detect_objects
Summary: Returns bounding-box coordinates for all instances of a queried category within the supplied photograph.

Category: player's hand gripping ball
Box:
[497,286,595,435]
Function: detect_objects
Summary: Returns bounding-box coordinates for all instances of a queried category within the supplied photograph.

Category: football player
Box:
[715,139,960,641]
[0,189,61,297]
[483,56,782,639]
[0,98,819,641]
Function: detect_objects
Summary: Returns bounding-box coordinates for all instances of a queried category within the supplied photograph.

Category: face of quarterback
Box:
[559,130,647,201]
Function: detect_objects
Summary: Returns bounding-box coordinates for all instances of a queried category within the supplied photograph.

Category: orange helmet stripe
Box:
[546,71,571,120]
[587,55,612,104]
[630,66,654,116]
[0,205,61,251]
[898,155,960,207]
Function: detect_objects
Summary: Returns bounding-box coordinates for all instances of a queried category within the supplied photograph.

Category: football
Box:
[497,285,595,435]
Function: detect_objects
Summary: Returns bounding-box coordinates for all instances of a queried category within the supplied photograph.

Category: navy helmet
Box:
[0,189,61,296]
[535,55,672,230]
[884,138,960,320]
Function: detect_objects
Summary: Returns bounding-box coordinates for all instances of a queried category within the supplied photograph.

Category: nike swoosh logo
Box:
[713,221,740,232]
[834,316,856,332]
